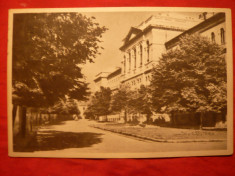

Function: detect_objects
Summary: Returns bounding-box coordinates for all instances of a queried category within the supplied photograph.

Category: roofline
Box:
[165,13,225,49]
[120,25,185,51]
[94,75,109,82]
[94,68,122,82]
[95,71,110,77]
[122,27,142,42]
[107,67,122,79]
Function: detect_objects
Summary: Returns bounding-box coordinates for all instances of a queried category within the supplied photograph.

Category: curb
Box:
[90,125,226,143]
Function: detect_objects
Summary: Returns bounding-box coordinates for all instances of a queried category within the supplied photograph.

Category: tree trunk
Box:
[48,113,51,122]
[171,112,175,127]
[199,112,204,130]
[146,113,151,124]
[20,106,27,137]
[36,113,39,125]
[29,110,32,132]
[124,110,127,123]
[39,113,42,125]
[12,105,17,127]
[222,108,227,122]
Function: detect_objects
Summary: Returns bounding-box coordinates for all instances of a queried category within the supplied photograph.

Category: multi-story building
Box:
[94,67,122,92]
[95,12,225,118]
[119,14,202,90]
[93,72,110,91]
[106,67,122,91]
[165,12,226,50]
[94,12,225,92]
[93,12,226,126]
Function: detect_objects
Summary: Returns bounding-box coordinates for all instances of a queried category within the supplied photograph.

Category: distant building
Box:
[94,72,110,91]
[77,101,87,119]
[94,67,122,92]
[107,67,122,91]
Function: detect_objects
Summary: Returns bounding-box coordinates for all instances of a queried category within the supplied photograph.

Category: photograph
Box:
[7,7,233,158]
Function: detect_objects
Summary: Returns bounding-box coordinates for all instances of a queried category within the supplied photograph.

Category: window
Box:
[134,48,136,68]
[140,44,143,66]
[211,32,215,43]
[220,28,225,44]
[129,52,131,71]
[146,40,150,62]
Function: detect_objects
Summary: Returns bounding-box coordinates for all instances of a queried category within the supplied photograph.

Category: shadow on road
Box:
[14,130,103,152]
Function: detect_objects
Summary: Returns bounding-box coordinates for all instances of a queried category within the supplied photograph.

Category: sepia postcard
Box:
[7,7,233,158]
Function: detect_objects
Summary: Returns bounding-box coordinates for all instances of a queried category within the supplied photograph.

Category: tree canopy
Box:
[13,13,108,107]
[51,97,80,115]
[150,34,227,114]
[85,87,112,118]
[130,85,152,120]
[110,85,134,122]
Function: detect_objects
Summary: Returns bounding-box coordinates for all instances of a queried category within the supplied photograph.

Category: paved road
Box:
[32,119,227,157]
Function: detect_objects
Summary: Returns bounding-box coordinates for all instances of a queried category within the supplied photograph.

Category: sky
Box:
[80,11,203,91]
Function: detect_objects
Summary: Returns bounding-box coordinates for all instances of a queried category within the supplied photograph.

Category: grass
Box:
[91,123,227,142]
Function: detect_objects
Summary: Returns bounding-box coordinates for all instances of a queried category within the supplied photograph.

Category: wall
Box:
[200,22,226,45]
[107,74,122,90]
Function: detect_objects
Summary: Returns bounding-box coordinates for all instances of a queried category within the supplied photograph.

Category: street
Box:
[28,119,227,155]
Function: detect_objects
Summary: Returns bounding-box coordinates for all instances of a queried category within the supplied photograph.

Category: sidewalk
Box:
[90,123,227,143]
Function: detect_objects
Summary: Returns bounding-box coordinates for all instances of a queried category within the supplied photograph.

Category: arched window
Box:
[129,52,131,72]
[140,44,143,66]
[133,48,136,69]
[146,40,150,62]
[220,28,225,44]
[211,32,215,43]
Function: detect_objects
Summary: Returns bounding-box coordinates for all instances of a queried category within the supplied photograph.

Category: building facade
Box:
[94,67,122,92]
[94,12,225,92]
[106,67,122,91]
[119,14,202,90]
[94,72,110,91]
[77,101,87,119]
[165,12,226,50]
[93,12,226,126]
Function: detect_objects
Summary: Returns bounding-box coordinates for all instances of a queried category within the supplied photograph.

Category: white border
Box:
[7,7,233,158]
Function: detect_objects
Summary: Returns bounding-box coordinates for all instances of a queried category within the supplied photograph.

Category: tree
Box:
[52,97,80,115]
[110,86,133,122]
[131,85,152,123]
[12,13,107,135]
[84,87,112,120]
[84,105,96,120]
[150,34,226,128]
